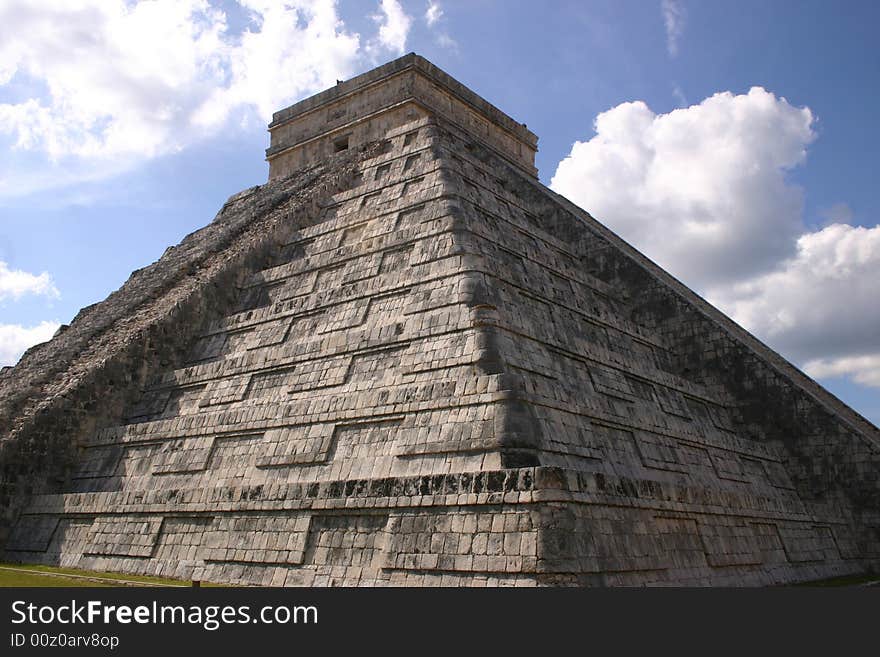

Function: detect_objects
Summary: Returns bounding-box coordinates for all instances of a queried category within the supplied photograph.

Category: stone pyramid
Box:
[2,54,878,587]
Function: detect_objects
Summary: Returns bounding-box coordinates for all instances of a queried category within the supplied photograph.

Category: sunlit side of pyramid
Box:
[1,55,878,586]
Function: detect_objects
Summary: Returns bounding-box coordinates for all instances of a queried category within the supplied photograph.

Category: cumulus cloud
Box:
[551,89,880,391]
[0,320,60,366]
[0,261,59,301]
[0,0,410,196]
[368,0,412,56]
[0,0,230,161]
[552,87,815,287]
[661,0,685,57]
[714,223,880,363]
[195,0,361,129]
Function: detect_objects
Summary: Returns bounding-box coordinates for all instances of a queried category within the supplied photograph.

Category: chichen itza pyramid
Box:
[1,54,878,586]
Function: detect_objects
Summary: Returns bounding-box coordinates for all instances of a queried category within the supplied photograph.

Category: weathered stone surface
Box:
[1,54,877,586]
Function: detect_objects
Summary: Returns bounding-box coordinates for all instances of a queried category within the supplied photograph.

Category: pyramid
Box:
[2,54,878,586]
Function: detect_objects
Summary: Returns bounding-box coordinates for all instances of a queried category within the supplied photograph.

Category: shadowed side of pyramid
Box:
[1,54,877,586]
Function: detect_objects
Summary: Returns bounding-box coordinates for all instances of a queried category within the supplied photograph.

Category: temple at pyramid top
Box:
[265,53,539,179]
[1,54,878,587]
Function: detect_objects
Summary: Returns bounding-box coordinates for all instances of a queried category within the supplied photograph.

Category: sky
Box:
[0,0,878,425]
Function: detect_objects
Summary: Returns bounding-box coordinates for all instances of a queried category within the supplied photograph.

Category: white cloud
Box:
[552,87,815,288]
[0,260,59,301]
[661,0,685,57]
[0,1,399,197]
[195,0,361,129]
[0,0,229,161]
[804,354,880,388]
[368,0,412,56]
[714,223,880,365]
[551,89,880,391]
[425,1,443,27]
[0,320,60,366]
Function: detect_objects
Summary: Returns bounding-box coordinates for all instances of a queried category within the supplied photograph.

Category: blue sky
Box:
[0,0,878,425]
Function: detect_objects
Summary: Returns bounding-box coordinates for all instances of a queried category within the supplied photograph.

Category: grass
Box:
[0,563,207,587]
[794,572,880,587]
[0,569,113,587]
[4,561,875,588]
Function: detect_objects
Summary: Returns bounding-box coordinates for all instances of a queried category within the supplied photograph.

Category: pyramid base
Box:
[5,467,872,586]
